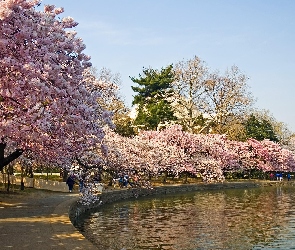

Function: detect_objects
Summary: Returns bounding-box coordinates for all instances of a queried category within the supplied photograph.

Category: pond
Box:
[76,184,295,250]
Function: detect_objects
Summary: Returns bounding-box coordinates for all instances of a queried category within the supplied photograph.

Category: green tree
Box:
[113,108,136,137]
[245,114,278,142]
[131,65,177,130]
[245,110,293,144]
[250,109,292,145]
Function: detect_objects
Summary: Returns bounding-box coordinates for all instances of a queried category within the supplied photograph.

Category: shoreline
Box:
[73,180,295,249]
[70,179,293,228]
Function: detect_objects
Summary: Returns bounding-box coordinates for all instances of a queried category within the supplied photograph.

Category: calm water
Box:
[76,185,295,250]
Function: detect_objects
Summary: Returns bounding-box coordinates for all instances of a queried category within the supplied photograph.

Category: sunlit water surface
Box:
[76,185,295,250]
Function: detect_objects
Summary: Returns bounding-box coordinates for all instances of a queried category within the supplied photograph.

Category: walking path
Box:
[0,190,97,249]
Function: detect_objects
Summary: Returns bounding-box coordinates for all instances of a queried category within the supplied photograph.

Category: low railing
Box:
[0,174,68,192]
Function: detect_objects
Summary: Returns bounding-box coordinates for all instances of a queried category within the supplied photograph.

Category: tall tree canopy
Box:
[171,57,254,139]
[204,66,254,135]
[248,110,292,144]
[245,114,278,142]
[0,1,112,171]
[172,56,209,133]
[131,65,177,130]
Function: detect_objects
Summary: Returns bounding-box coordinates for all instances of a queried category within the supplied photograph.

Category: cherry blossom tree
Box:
[101,125,295,184]
[247,138,295,172]
[0,1,112,171]
[101,125,226,183]
[75,124,295,204]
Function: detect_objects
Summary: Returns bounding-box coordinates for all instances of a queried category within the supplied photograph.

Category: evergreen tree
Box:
[245,114,278,142]
[131,65,177,130]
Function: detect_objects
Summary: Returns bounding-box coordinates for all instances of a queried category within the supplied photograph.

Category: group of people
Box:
[269,172,292,181]
[113,173,139,188]
[66,172,102,193]
[66,170,143,192]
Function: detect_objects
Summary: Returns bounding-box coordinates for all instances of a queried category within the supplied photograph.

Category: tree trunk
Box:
[28,165,33,178]
[6,172,10,192]
[21,165,25,190]
[182,172,188,184]
[0,142,23,172]
[162,171,168,184]
[20,181,25,190]
[62,169,69,182]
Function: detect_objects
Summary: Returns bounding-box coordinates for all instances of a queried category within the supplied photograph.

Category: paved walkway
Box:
[0,190,97,249]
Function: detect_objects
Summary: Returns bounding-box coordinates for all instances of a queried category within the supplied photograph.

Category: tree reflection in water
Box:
[78,186,295,250]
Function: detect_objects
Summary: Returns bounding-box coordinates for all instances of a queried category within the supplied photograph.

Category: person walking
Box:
[270,172,274,181]
[79,178,84,192]
[66,174,75,192]
[279,172,283,181]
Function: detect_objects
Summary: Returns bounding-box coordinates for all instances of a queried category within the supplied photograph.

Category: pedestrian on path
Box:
[66,174,75,192]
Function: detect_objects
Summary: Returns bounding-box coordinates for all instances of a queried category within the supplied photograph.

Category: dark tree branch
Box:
[0,142,23,171]
[75,156,103,170]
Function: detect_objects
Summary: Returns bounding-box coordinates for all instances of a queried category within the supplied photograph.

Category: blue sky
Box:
[40,0,295,131]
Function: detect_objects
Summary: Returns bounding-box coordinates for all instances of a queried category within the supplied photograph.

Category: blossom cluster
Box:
[102,125,295,182]
[0,1,113,168]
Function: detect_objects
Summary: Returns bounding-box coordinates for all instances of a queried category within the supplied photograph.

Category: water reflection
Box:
[77,185,295,250]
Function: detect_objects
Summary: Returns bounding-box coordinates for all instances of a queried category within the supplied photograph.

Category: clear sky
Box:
[40,0,295,132]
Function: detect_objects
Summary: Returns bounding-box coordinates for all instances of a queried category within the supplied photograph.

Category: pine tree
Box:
[131,65,177,130]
